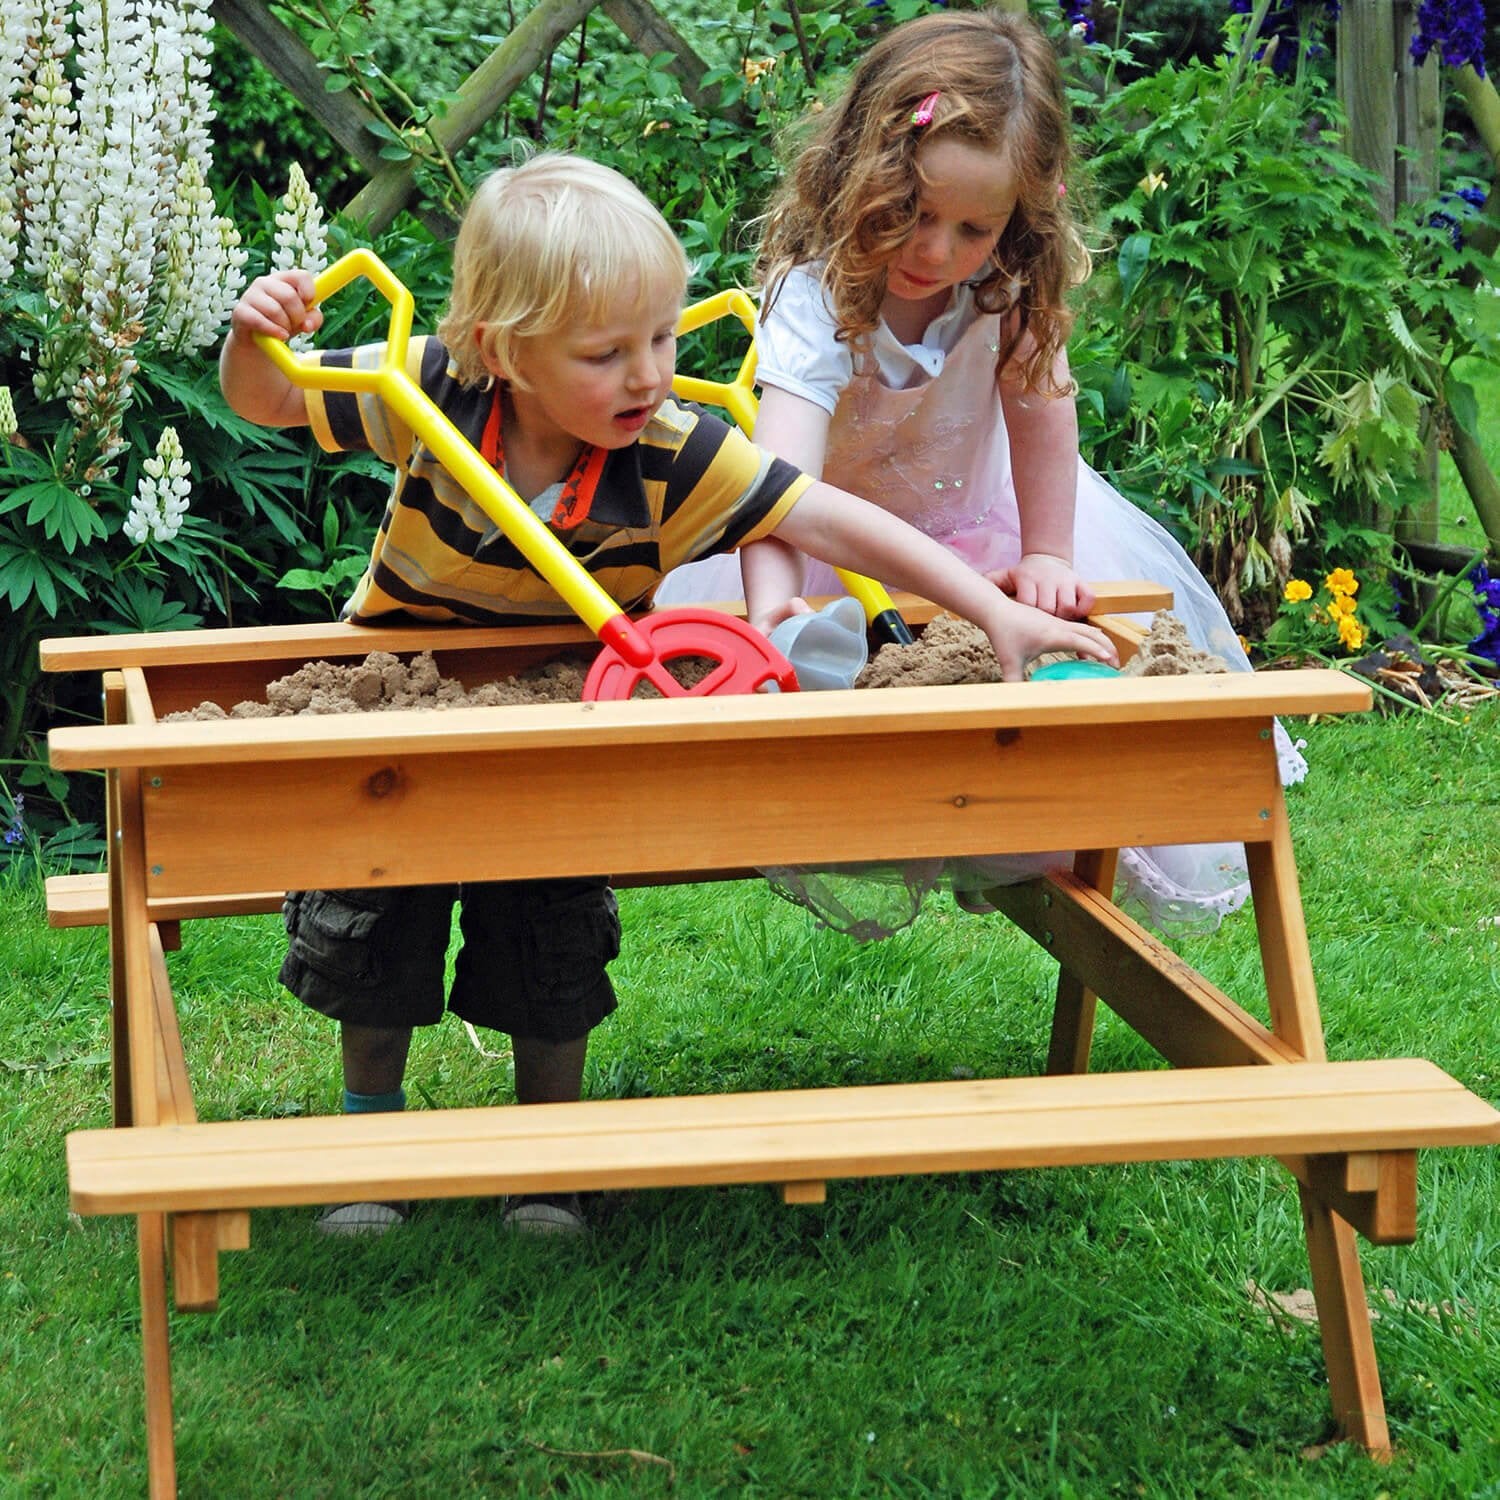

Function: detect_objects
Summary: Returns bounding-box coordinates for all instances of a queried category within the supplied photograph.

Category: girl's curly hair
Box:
[756,7,1088,395]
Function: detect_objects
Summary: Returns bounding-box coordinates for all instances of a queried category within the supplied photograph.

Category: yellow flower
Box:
[1283,578,1313,603]
[1324,568,1358,597]
[1337,614,1365,650]
[1326,594,1355,619]
[1139,171,1168,197]
[743,55,777,84]
[642,120,672,137]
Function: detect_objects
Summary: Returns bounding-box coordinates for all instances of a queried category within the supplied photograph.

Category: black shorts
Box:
[279,878,619,1041]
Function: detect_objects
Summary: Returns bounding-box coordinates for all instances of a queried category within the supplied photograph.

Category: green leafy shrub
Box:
[1071,17,1424,634]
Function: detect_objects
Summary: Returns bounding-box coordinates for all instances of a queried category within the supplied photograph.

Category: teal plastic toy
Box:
[1030,659,1121,682]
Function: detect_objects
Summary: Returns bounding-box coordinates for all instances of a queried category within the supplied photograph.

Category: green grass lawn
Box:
[3,699,1497,1498]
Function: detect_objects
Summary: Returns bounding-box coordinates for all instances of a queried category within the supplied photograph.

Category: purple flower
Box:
[1469,563,1500,669]
[1428,185,1488,247]
[1062,1,1095,42]
[3,793,22,846]
[1410,1,1487,77]
[1229,1,1340,73]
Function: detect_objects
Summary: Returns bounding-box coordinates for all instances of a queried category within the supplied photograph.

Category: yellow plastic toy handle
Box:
[672,291,913,645]
[253,249,653,666]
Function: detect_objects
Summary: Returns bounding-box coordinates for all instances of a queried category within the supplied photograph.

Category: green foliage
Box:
[210,23,355,220]
[1,191,455,848]
[1071,17,1426,632]
[1388,188,1500,456]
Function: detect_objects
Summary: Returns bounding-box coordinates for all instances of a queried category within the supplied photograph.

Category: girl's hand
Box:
[987,552,1095,619]
[983,594,1117,683]
[748,595,813,637]
[230,270,323,343]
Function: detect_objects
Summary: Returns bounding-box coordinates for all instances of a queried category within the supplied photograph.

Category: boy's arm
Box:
[740,385,836,631]
[992,335,1094,620]
[771,479,1117,683]
[218,270,323,428]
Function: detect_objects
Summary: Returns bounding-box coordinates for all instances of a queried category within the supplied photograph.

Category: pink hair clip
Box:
[911,91,941,128]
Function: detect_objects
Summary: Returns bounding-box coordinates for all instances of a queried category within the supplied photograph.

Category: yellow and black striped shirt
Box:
[304,337,811,626]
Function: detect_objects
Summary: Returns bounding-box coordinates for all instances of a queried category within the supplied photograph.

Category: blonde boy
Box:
[221,153,1113,1236]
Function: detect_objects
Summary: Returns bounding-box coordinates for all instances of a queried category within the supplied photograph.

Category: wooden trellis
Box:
[212,0,745,238]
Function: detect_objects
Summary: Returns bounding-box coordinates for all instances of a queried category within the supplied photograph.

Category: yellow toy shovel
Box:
[674,289,917,647]
[254,249,798,701]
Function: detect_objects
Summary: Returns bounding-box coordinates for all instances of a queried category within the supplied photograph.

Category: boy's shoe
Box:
[315,1201,410,1236]
[501,1192,588,1237]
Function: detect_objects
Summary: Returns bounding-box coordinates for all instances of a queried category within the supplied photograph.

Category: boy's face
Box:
[496,281,682,458]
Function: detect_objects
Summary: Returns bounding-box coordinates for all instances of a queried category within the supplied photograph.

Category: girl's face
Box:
[489,278,681,460]
[884,138,1019,320]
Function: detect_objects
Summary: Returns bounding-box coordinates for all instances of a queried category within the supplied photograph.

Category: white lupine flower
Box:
[272,162,328,271]
[122,488,152,545]
[124,425,191,544]
[17,49,78,302]
[62,2,163,471]
[0,385,17,440]
[0,0,39,285]
[272,163,327,351]
[11,0,243,482]
[145,0,215,275]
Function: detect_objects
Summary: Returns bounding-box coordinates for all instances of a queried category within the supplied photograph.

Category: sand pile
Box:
[163,610,1228,721]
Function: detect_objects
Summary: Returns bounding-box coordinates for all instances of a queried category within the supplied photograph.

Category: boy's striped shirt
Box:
[303,337,811,626]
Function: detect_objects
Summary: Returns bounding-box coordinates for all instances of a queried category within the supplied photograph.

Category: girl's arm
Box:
[218,270,322,428]
[992,331,1095,620]
[772,478,1117,682]
[741,385,836,632]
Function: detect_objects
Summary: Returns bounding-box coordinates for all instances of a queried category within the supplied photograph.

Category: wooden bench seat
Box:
[69,1057,1500,1229]
[44,868,753,933]
[45,872,283,930]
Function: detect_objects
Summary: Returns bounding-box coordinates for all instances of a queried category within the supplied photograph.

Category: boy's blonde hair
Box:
[757,7,1088,396]
[438,153,689,388]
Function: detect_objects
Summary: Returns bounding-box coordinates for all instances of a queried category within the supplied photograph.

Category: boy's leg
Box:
[453,877,620,1234]
[341,1021,413,1096]
[280,885,454,1235]
[511,1033,587,1105]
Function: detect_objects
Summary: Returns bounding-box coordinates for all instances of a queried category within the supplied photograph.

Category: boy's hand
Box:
[983,594,1117,683]
[231,270,323,343]
[987,552,1095,619]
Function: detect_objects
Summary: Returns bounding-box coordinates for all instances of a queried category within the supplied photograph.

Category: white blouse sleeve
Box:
[754,267,853,416]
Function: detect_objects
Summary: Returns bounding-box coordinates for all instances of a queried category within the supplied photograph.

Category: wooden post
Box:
[1337,1,1397,226]
[341,0,598,232]
[341,0,745,235]
[1337,1,1442,542]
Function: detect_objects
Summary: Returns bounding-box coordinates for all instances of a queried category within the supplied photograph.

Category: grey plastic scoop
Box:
[767,596,870,691]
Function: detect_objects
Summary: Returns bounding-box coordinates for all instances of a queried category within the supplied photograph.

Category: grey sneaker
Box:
[315,1201,410,1236]
[501,1193,588,1237]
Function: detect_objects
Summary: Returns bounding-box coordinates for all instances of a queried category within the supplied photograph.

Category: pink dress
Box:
[656,269,1307,939]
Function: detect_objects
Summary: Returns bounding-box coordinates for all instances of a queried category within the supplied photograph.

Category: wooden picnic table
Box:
[41,586,1500,1497]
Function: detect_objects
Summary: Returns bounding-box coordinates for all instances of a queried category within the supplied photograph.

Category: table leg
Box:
[1045,848,1118,1075]
[1299,1185,1392,1456]
[1248,785,1390,1454]
[1244,791,1323,1062]
[103,673,132,1127]
[114,744,180,1488]
[139,1211,179,1497]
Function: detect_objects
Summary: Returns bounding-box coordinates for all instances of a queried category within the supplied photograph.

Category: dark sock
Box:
[342,1087,406,1114]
